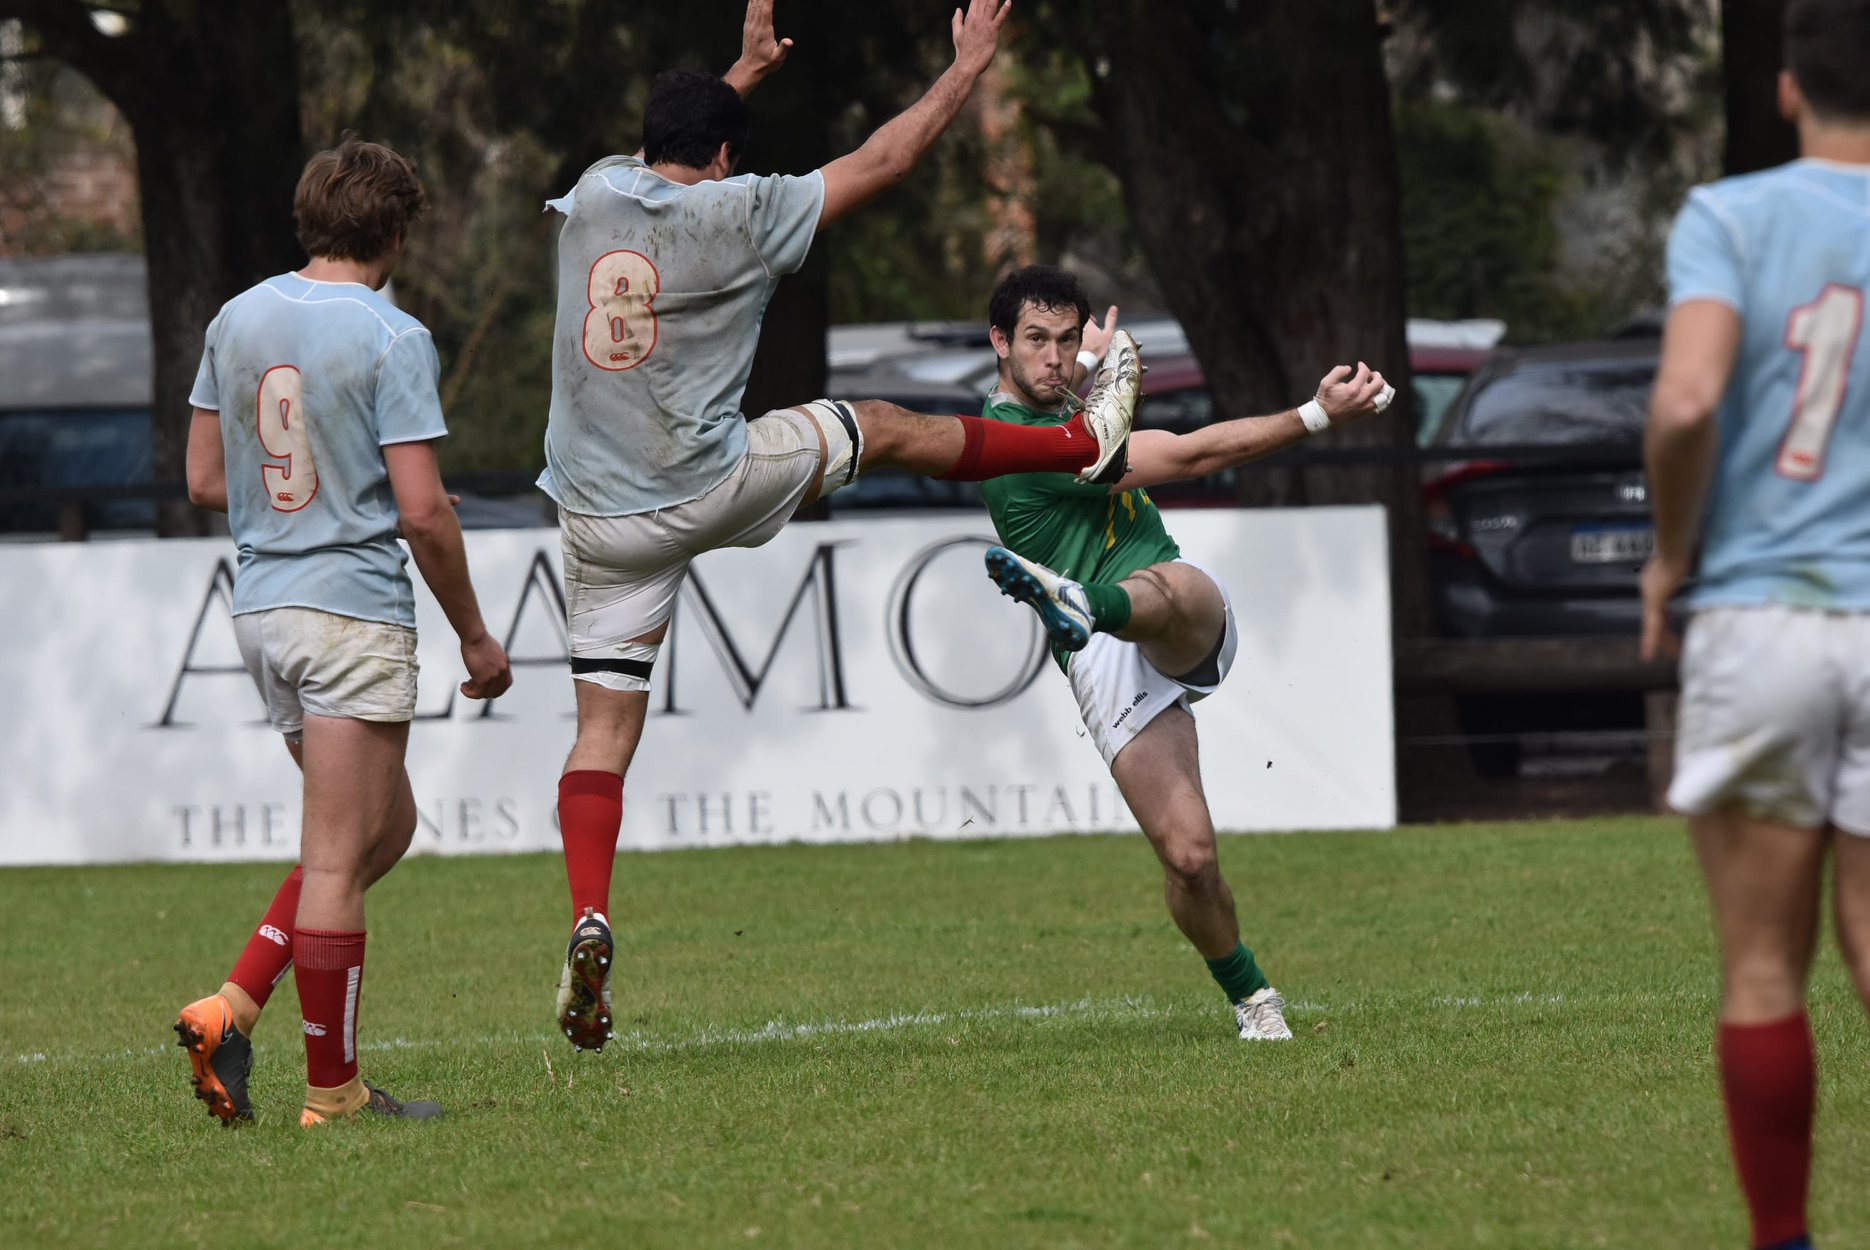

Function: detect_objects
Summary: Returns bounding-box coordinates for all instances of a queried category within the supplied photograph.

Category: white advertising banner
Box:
[0,508,1394,866]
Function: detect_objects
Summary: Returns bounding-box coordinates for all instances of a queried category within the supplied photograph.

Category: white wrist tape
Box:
[1297,399,1332,434]
[1075,349,1100,376]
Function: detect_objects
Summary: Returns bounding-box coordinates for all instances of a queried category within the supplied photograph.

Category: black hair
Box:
[988,265,1092,339]
[642,70,751,169]
[1786,0,1870,122]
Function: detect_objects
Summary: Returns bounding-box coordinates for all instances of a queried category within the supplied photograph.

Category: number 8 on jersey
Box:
[581,250,661,371]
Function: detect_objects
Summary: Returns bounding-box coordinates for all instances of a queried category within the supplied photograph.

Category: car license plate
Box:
[1570,525,1653,563]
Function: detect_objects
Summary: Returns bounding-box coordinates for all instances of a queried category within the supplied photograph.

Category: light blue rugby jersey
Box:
[189,273,448,627]
[1667,159,1870,608]
[538,156,825,516]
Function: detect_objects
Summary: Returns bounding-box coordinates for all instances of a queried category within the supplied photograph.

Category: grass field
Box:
[3,816,1867,1248]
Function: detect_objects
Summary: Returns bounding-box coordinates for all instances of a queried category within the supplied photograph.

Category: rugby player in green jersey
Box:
[978,265,1394,1039]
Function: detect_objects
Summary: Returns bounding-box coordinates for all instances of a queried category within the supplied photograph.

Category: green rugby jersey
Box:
[977,389,1181,591]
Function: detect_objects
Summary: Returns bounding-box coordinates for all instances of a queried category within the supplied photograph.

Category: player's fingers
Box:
[1104,304,1118,332]
[1323,364,1353,388]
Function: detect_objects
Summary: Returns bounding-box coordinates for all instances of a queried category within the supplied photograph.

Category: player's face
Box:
[997,302,1083,410]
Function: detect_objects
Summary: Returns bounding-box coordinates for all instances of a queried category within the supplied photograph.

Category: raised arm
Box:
[816,0,1012,229]
[1112,363,1393,492]
[722,0,792,99]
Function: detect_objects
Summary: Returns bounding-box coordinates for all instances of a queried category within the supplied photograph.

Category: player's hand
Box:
[1639,554,1689,662]
[951,0,1012,76]
[1079,305,1119,368]
[1314,361,1393,423]
[736,0,792,80]
[459,632,513,700]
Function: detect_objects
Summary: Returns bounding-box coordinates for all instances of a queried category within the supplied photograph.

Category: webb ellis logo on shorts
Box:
[1110,690,1150,731]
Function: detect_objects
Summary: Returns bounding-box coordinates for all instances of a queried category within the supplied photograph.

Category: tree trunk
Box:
[134,1,306,535]
[1721,0,1797,176]
[1082,0,1427,637]
[1,0,304,536]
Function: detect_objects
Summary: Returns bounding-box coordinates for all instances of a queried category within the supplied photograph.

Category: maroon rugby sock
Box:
[1718,1012,1814,1249]
[293,928,366,1090]
[225,865,302,1017]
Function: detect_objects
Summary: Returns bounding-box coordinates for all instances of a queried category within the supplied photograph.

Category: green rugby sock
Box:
[1082,582,1131,634]
[1206,942,1269,1002]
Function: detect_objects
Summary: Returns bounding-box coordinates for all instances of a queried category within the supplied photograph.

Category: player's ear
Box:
[989,325,1011,361]
[1778,69,1802,123]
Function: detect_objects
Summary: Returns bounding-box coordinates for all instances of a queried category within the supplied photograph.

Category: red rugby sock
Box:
[1718,1012,1814,1249]
[293,928,365,1090]
[560,770,623,920]
[226,865,302,1014]
[937,412,1098,480]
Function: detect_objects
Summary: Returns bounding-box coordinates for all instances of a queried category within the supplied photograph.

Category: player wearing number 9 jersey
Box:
[1642,3,1870,1246]
[535,0,1145,1054]
[174,137,511,1130]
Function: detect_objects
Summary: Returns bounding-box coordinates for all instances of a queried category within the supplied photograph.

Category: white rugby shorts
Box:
[560,403,859,692]
[1066,560,1239,766]
[1669,603,1870,834]
[233,607,419,739]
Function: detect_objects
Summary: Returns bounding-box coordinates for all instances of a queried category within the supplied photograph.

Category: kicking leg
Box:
[1692,808,1824,1250]
[810,330,1140,491]
[1111,705,1291,1040]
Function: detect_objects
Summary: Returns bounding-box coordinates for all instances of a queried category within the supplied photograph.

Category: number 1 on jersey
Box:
[582,250,661,371]
[257,365,318,511]
[1778,283,1864,481]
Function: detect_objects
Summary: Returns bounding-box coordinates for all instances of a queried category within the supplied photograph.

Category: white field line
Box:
[8,987,1688,1068]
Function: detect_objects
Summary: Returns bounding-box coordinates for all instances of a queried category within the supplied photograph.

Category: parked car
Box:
[0,253,156,536]
[1420,337,1661,772]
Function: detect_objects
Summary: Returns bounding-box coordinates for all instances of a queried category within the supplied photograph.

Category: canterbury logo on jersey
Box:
[302,1020,328,1037]
[259,924,289,946]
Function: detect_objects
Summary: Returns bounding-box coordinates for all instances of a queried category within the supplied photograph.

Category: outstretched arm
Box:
[1112,363,1393,491]
[723,0,792,99]
[816,0,1012,229]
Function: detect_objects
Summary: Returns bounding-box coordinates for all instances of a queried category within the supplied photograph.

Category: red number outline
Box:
[256,364,318,512]
[1775,282,1864,483]
[580,249,662,372]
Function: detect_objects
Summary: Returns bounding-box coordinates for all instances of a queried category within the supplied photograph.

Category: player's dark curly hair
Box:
[988,265,1091,340]
[1786,0,1870,121]
[293,136,427,262]
[642,70,750,169]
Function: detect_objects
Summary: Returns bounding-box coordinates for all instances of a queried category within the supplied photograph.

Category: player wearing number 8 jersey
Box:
[538,0,1140,1052]
[175,137,512,1127]
[1641,2,1870,1245]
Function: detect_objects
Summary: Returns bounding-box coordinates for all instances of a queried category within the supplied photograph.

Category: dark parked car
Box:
[0,253,157,536]
[1421,337,1661,771]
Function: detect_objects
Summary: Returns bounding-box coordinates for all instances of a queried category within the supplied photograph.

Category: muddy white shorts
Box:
[233,607,419,739]
[1669,603,1870,834]
[1065,560,1239,767]
[560,403,860,692]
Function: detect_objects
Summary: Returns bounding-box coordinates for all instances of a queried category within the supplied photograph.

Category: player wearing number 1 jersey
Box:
[174,137,511,1127]
[538,0,1139,1052]
[1640,2,1870,1245]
